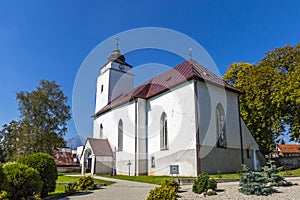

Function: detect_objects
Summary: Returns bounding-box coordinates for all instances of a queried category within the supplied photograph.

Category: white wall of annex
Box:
[93,102,137,175]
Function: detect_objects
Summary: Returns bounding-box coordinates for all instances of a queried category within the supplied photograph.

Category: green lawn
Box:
[99,174,175,185]
[99,168,300,185]
[279,168,300,177]
[49,174,115,195]
[209,173,240,179]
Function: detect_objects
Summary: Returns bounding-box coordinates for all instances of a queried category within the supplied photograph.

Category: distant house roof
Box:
[86,138,114,157]
[277,144,300,154]
[95,59,241,117]
[53,147,76,166]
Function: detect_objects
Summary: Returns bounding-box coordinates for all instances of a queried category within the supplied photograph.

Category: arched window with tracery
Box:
[160,112,168,150]
[216,104,227,148]
[118,120,123,151]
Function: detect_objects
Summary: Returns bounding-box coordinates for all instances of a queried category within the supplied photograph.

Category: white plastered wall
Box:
[147,81,197,176]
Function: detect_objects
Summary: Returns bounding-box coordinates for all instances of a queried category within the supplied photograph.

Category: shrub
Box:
[262,160,287,186]
[146,186,177,200]
[0,164,7,191]
[3,162,43,199]
[65,182,77,194]
[146,179,179,200]
[77,176,96,190]
[19,152,58,197]
[239,165,271,195]
[0,190,8,200]
[192,173,217,194]
[161,179,179,193]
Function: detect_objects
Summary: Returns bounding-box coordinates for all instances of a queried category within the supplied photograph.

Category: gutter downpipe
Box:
[194,80,201,176]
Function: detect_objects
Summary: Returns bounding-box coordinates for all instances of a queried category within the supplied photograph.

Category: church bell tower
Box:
[95,41,134,112]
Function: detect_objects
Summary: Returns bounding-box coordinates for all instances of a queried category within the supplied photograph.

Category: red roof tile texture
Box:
[95,59,240,117]
[278,144,300,154]
[53,148,76,166]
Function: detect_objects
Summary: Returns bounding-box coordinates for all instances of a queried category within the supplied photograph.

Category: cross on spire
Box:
[116,38,119,50]
[188,47,193,59]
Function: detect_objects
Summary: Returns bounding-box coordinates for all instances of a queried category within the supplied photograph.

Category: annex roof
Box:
[86,138,114,157]
[95,59,241,117]
[277,144,300,154]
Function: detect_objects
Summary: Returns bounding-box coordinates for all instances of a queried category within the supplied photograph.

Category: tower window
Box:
[160,112,168,150]
[101,85,104,93]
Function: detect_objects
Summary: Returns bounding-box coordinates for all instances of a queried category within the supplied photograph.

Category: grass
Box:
[209,173,240,179]
[99,174,176,185]
[99,167,300,185]
[49,174,115,195]
[279,168,300,177]
[100,173,241,185]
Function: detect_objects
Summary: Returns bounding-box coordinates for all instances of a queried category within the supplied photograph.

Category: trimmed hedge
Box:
[19,152,58,197]
[3,162,43,199]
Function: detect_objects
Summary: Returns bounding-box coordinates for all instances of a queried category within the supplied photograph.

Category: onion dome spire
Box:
[107,38,126,62]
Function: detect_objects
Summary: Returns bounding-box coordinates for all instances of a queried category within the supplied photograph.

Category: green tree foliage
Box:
[3,162,43,200]
[18,153,58,197]
[0,164,8,191]
[223,43,300,154]
[0,80,71,161]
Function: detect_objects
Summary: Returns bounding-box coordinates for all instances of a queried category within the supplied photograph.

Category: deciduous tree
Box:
[223,43,300,154]
[0,80,71,161]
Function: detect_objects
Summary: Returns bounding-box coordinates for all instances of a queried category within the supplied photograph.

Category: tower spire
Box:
[107,38,125,62]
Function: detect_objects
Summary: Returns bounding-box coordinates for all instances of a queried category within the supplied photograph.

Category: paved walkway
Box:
[59,175,157,200]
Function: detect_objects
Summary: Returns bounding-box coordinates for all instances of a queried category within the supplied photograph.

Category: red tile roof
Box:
[53,147,76,166]
[95,59,241,117]
[278,144,300,154]
[86,138,114,156]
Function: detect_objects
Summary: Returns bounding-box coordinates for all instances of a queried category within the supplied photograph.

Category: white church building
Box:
[81,45,263,176]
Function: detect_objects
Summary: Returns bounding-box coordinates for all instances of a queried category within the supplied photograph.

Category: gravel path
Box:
[178,177,300,200]
[59,176,300,200]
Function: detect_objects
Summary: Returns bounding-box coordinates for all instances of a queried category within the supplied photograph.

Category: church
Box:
[81,44,263,176]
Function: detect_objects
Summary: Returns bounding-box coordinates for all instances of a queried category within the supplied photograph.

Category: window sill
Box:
[160,148,169,151]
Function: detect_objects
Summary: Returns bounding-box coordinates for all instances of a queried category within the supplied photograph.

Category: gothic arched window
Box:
[160,112,168,150]
[118,120,123,151]
[100,124,103,139]
[216,104,227,148]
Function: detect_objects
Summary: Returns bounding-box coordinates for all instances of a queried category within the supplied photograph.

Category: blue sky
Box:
[0,1,299,140]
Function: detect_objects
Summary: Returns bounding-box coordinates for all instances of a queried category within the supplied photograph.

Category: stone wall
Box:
[274,156,300,169]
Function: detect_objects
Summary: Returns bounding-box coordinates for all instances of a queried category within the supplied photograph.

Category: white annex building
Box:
[81,45,264,176]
